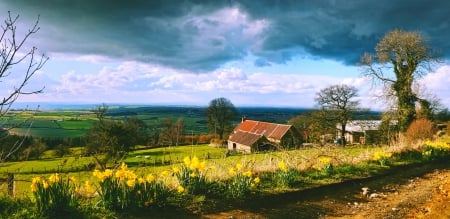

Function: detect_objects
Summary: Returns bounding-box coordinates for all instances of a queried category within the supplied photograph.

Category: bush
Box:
[405,118,435,143]
[0,195,36,218]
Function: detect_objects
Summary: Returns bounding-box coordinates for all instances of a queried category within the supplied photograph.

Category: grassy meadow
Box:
[0,143,420,198]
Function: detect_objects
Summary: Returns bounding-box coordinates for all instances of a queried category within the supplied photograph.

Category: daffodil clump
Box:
[275,161,296,187]
[372,151,392,166]
[226,163,260,199]
[424,140,450,159]
[31,173,78,216]
[93,162,171,210]
[312,157,333,176]
[173,156,213,195]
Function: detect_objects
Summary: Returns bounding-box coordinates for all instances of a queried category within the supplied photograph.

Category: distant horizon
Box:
[10,101,319,111]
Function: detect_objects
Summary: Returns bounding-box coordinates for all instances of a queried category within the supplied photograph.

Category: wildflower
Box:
[31,182,38,192]
[137,190,142,196]
[172,166,180,174]
[138,177,145,184]
[84,181,96,194]
[177,185,185,193]
[43,181,49,189]
[228,167,236,175]
[120,162,128,170]
[48,173,60,183]
[104,169,113,178]
[146,174,155,183]
[161,170,170,178]
[254,177,260,184]
[236,163,243,171]
[69,176,76,183]
[115,169,127,181]
[183,156,191,166]
[199,161,208,172]
[32,177,41,184]
[250,183,256,188]
[126,179,136,187]
[189,172,198,178]
[190,156,200,170]
[318,157,331,165]
[278,161,288,172]
[243,170,253,177]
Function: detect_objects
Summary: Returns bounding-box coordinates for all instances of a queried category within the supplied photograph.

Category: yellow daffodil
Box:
[31,183,38,192]
[183,156,191,166]
[177,185,185,193]
[161,170,169,178]
[278,161,288,172]
[190,156,200,170]
[172,166,180,174]
[146,174,155,183]
[254,177,260,184]
[243,170,253,177]
[48,173,60,183]
[236,163,243,171]
[228,167,236,175]
[126,179,135,187]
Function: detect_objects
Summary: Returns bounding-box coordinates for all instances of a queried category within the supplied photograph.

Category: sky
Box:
[1,0,450,110]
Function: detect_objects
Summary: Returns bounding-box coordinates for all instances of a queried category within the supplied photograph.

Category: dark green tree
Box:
[206,97,238,140]
[85,105,148,169]
[360,29,438,132]
[315,84,360,146]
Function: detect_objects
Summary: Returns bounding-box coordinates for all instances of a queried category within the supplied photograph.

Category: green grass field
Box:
[0,144,387,198]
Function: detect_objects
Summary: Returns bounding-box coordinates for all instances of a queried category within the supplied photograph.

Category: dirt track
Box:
[202,160,450,219]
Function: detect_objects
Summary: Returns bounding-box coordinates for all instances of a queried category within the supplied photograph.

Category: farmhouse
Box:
[228,118,301,153]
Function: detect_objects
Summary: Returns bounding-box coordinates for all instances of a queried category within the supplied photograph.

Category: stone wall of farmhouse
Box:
[227,141,252,153]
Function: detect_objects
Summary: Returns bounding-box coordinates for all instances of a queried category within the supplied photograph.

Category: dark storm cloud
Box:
[3,0,450,71]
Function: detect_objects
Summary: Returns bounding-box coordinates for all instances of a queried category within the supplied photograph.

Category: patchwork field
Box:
[2,105,309,138]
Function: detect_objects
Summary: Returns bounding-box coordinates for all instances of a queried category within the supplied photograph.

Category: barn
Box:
[228,118,302,153]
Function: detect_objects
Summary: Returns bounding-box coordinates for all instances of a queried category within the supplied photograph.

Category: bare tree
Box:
[315,84,360,146]
[0,12,48,162]
[360,29,438,132]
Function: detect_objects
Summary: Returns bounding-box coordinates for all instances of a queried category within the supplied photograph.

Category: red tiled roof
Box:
[228,131,261,146]
[233,120,291,141]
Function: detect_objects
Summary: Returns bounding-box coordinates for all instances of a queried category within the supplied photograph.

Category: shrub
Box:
[405,118,435,143]
[0,195,36,219]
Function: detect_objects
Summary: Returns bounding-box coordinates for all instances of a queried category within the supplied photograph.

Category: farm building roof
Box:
[228,130,262,146]
[233,120,292,141]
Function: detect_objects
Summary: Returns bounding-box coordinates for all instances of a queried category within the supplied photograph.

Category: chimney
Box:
[241,116,247,123]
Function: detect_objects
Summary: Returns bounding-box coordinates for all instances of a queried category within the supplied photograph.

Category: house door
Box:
[233,143,237,150]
